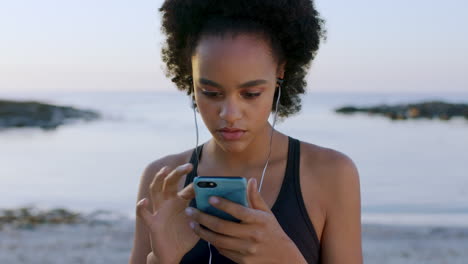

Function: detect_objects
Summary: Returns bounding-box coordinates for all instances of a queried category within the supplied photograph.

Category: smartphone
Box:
[193,176,248,222]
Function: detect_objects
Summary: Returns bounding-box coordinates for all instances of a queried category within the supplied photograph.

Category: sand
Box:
[1,220,468,264]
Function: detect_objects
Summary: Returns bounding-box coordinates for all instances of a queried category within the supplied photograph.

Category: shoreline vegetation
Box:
[335,101,468,121]
[0,99,100,130]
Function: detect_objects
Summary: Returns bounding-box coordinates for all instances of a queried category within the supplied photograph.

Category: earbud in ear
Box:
[192,96,197,109]
[189,80,197,110]
[190,96,196,109]
[273,78,282,114]
[276,77,284,87]
[190,95,199,113]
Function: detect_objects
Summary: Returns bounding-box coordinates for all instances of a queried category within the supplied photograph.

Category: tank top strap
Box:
[288,136,303,195]
[184,144,204,187]
[291,136,301,181]
[290,136,320,249]
[284,136,300,185]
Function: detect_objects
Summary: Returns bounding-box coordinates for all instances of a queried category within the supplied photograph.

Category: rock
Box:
[0,207,84,229]
[85,210,128,226]
[335,101,468,121]
[0,99,100,130]
[0,207,129,229]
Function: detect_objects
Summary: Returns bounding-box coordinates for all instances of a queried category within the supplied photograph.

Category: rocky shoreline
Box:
[0,207,127,230]
[335,101,468,121]
[0,99,100,130]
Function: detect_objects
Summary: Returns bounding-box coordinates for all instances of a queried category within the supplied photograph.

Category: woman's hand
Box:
[136,163,199,264]
[185,178,307,264]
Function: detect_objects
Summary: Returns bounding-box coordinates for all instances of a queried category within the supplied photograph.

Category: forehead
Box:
[191,34,277,80]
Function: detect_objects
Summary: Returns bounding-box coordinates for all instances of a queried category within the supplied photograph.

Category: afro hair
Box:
[159,0,326,118]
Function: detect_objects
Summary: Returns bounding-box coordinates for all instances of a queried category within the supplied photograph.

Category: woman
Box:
[130,0,362,263]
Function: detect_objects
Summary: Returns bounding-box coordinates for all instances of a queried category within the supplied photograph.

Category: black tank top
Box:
[180,136,321,263]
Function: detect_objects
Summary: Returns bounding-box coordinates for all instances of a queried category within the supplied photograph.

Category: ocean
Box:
[1,90,467,227]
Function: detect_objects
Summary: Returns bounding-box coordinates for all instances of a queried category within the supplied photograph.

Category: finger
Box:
[149,166,170,194]
[178,183,195,201]
[191,222,254,255]
[247,178,271,212]
[185,207,249,238]
[149,166,171,211]
[136,198,153,228]
[208,196,258,223]
[163,163,193,199]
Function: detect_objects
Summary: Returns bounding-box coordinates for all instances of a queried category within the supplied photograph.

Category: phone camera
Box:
[197,181,217,188]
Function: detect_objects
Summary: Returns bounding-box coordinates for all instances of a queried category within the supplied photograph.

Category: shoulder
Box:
[142,150,192,179]
[298,142,363,262]
[137,148,195,200]
[300,141,359,184]
[299,141,360,211]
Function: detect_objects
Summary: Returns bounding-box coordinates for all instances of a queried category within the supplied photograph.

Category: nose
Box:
[219,97,242,124]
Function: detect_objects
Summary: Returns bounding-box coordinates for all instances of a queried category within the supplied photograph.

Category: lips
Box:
[217,128,246,140]
[218,128,246,133]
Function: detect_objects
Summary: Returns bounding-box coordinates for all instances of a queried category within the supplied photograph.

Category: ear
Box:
[276,61,286,79]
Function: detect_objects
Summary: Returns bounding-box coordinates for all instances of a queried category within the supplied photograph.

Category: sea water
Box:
[1,90,467,226]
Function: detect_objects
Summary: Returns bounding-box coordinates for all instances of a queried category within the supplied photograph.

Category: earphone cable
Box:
[259,84,281,193]
[193,99,200,173]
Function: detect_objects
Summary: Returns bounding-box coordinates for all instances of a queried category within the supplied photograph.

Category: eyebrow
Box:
[198,78,268,89]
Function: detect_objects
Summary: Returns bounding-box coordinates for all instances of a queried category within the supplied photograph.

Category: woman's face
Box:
[191,33,284,153]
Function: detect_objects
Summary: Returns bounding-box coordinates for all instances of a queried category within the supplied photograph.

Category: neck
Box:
[205,123,286,175]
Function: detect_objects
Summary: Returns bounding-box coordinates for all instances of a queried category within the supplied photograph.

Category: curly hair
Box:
[158,0,326,118]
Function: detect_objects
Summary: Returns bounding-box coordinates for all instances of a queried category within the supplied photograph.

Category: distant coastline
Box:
[0,206,126,230]
[0,99,100,130]
[335,101,468,121]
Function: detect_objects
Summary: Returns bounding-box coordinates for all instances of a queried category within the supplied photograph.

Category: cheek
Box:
[247,98,273,123]
[196,100,219,129]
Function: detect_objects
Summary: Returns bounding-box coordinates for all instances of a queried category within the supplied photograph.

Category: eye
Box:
[243,92,261,99]
[201,90,221,97]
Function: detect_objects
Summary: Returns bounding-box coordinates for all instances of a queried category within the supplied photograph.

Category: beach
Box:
[362,224,468,264]
[2,219,468,263]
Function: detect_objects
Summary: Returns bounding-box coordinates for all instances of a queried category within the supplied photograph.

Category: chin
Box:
[213,132,250,153]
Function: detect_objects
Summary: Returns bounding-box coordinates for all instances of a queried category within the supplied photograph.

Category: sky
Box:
[0,0,467,93]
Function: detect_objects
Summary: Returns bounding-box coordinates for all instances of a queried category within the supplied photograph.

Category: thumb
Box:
[247,178,270,212]
[136,198,154,228]
[178,183,195,203]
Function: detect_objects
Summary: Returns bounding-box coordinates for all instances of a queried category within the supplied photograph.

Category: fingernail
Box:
[189,221,195,229]
[252,178,257,188]
[185,207,194,216]
[183,163,192,169]
[159,166,168,174]
[137,198,146,206]
[209,196,219,204]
